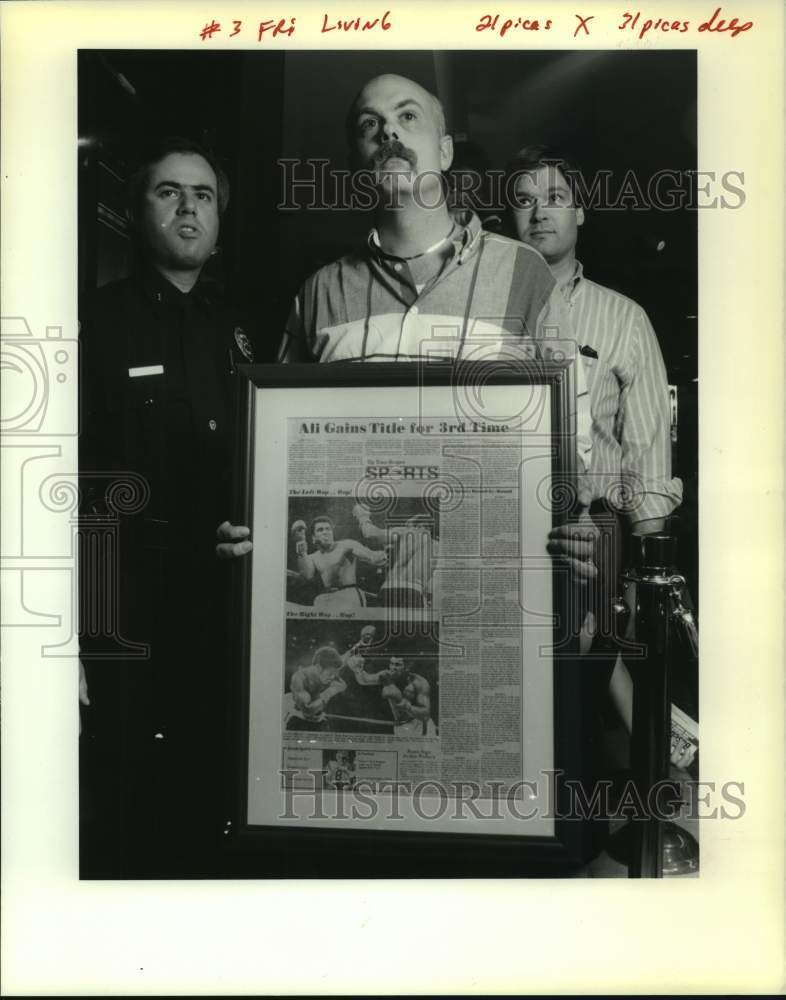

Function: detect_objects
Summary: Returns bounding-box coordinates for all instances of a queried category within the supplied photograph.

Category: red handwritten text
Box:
[698,6,753,37]
[258,17,297,40]
[321,10,392,32]
[200,19,221,40]
[475,13,552,36]
[619,12,690,39]
[574,13,594,36]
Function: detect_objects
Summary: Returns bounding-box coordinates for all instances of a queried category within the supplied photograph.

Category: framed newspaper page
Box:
[229,357,594,875]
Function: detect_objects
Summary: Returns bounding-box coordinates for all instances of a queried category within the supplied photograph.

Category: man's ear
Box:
[576,205,585,227]
[440,133,454,172]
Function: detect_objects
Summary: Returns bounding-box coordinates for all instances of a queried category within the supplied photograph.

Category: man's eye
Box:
[551,192,568,205]
[516,196,535,208]
[400,110,418,123]
[358,117,378,133]
[159,188,179,198]
[196,192,212,201]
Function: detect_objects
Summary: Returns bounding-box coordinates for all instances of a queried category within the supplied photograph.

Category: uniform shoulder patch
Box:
[234,327,254,362]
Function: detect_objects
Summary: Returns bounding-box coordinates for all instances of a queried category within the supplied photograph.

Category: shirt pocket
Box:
[122,374,166,450]
[580,353,598,390]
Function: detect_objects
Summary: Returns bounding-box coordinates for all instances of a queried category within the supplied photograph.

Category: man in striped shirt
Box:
[507,144,684,736]
[506,144,682,538]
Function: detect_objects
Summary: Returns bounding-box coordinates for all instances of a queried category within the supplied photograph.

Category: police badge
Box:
[234,327,254,362]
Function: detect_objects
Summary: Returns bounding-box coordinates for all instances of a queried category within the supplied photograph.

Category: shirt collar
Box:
[367,209,483,266]
[134,261,221,308]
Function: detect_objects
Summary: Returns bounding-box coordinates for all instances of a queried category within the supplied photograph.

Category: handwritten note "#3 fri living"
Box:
[197,7,753,43]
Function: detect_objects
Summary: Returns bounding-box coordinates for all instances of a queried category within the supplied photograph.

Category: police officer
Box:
[79,137,253,877]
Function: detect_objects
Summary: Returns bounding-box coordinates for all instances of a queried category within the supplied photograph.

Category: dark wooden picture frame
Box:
[225,360,597,877]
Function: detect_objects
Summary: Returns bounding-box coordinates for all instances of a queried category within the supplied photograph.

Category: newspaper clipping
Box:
[280,413,538,799]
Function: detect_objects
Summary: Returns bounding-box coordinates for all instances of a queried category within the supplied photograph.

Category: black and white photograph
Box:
[322,749,358,789]
[286,494,440,612]
[283,618,439,736]
[280,745,399,791]
[76,46,699,880]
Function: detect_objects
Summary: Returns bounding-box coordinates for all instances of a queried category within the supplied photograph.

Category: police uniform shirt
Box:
[80,264,255,550]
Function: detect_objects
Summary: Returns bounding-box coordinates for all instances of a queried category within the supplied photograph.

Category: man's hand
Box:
[79,659,90,735]
[216,521,253,559]
[79,659,90,707]
[546,489,598,584]
[670,739,697,770]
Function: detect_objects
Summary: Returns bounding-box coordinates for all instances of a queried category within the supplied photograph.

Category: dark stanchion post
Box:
[621,533,677,878]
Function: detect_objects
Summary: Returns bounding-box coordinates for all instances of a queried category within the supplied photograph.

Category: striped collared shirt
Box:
[565,261,683,524]
[277,211,592,466]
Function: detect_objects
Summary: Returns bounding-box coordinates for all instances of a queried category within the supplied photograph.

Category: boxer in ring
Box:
[290,515,387,611]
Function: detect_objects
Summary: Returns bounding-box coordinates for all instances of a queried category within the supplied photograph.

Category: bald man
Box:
[277,73,579,375]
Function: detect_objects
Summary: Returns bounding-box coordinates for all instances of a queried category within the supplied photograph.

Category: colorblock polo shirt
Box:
[279,211,572,362]
[278,211,593,469]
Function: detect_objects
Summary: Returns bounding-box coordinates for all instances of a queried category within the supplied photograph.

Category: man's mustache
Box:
[371,140,417,170]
